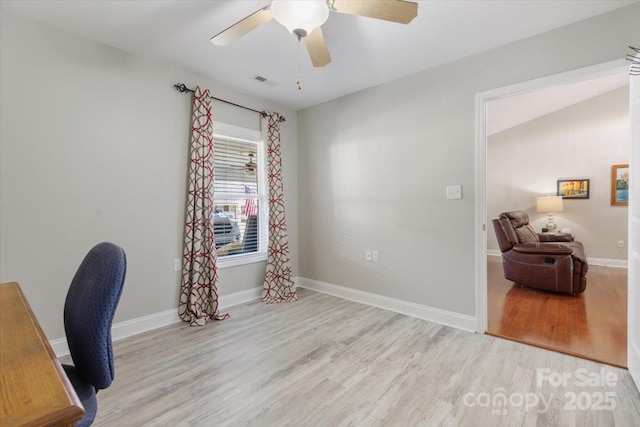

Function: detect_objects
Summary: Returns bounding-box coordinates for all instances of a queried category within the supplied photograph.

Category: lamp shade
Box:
[271,0,330,37]
[536,196,564,213]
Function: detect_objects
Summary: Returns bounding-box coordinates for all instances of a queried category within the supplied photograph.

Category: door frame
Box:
[474,59,631,334]
[627,58,639,388]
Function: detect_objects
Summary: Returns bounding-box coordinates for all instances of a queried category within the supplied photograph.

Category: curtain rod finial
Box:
[261,111,286,123]
[174,83,192,93]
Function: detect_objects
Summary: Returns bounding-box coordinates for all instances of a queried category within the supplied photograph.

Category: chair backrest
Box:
[241,215,258,253]
[64,242,126,390]
[493,210,545,252]
[492,218,515,252]
[502,211,530,229]
[499,211,541,244]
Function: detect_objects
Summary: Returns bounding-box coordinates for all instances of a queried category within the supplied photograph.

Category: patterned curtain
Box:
[261,112,297,303]
[178,87,229,325]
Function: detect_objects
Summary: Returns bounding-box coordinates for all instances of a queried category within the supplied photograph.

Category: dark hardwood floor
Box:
[487,256,627,368]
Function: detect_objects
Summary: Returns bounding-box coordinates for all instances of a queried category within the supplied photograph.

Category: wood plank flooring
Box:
[487,256,627,368]
[63,288,640,426]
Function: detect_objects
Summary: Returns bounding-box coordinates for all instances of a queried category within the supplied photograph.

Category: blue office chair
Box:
[63,242,127,427]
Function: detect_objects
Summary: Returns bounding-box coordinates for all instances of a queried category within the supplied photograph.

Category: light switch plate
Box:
[446,185,462,200]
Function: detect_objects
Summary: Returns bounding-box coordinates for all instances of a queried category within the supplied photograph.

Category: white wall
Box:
[297,4,640,317]
[0,12,298,340]
[488,87,630,260]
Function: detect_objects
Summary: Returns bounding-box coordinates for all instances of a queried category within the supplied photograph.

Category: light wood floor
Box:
[63,288,640,426]
[487,256,627,368]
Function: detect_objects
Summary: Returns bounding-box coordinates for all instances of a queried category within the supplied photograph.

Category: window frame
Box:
[213,122,268,268]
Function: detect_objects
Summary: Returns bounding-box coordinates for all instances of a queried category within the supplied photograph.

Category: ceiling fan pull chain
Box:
[296,36,303,91]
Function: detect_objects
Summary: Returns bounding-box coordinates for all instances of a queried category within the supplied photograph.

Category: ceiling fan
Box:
[245,152,257,173]
[210,0,418,68]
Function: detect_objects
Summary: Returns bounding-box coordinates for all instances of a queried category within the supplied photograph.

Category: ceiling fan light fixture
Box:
[271,0,330,38]
[245,152,257,174]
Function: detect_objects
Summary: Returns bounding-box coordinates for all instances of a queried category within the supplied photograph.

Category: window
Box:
[213,123,267,267]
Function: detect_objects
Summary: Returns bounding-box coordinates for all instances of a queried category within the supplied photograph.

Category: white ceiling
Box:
[1,0,637,111]
[487,72,630,136]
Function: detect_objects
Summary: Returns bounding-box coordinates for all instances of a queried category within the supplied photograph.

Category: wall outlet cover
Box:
[446,185,462,200]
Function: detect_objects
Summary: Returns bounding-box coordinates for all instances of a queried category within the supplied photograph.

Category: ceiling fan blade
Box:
[211,7,273,46]
[331,0,418,24]
[304,27,331,67]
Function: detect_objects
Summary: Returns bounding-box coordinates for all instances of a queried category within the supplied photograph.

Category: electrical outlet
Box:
[617,240,624,248]
[174,258,181,271]
[365,250,372,261]
[372,250,379,262]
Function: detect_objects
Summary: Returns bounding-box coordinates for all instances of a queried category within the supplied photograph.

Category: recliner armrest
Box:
[513,243,573,255]
[537,233,573,242]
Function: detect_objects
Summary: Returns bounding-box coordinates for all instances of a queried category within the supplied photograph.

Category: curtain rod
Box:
[173,83,286,122]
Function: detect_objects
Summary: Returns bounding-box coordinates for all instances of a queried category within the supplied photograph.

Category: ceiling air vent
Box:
[251,74,279,87]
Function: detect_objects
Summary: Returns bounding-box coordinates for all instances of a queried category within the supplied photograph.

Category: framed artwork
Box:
[611,164,629,206]
[557,179,590,199]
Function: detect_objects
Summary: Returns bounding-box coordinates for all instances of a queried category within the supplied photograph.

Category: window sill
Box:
[217,252,267,269]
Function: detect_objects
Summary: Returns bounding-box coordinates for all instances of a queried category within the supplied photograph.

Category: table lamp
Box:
[536,196,564,232]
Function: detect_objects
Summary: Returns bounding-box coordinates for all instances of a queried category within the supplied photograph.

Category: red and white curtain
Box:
[178,87,229,325]
[261,112,297,303]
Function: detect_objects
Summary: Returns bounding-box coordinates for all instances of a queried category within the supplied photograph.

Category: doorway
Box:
[476,61,631,366]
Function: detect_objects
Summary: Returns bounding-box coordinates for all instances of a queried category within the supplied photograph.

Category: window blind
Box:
[213,137,267,260]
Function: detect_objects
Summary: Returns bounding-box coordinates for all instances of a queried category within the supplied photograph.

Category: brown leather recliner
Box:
[492,211,588,294]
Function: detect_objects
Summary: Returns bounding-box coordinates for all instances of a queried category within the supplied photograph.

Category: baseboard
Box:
[587,257,628,268]
[629,340,640,391]
[219,285,263,308]
[51,286,263,358]
[488,249,628,268]
[297,277,476,332]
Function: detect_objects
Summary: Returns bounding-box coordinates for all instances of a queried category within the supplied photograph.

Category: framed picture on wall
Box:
[611,164,629,206]
[557,179,590,199]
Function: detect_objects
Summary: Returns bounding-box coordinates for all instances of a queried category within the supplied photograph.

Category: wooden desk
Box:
[0,282,84,427]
